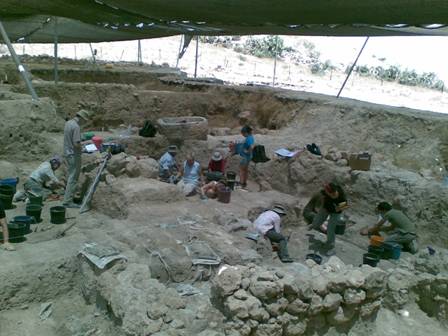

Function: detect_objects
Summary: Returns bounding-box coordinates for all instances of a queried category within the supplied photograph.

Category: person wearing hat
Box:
[206,151,227,182]
[0,199,15,251]
[253,205,293,263]
[158,145,179,183]
[63,109,91,208]
[13,155,65,202]
[308,182,349,256]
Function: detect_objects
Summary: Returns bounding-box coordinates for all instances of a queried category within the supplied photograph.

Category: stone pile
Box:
[211,257,387,336]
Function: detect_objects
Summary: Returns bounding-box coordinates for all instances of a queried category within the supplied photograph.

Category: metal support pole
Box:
[272,36,279,86]
[137,40,143,65]
[53,17,59,85]
[337,36,370,98]
[89,43,98,68]
[194,36,199,78]
[175,35,183,68]
[0,21,38,101]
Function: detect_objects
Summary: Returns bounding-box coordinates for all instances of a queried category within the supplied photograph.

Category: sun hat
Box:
[272,204,287,215]
[76,109,92,121]
[168,145,178,153]
[212,151,223,161]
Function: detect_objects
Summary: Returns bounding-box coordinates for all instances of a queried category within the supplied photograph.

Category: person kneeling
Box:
[253,205,293,263]
[361,201,418,254]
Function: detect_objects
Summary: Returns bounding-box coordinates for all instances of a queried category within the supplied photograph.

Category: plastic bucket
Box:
[0,178,19,193]
[335,222,346,235]
[370,235,384,247]
[306,253,323,265]
[12,215,36,226]
[226,171,237,180]
[8,220,31,241]
[368,245,384,258]
[383,242,401,260]
[227,179,236,191]
[0,185,14,196]
[29,194,43,206]
[50,206,66,224]
[363,253,380,267]
[92,136,103,150]
[0,193,13,210]
[26,204,43,223]
[217,187,231,204]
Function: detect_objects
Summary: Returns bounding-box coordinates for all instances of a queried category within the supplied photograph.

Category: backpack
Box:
[139,121,157,137]
[252,145,270,163]
[306,143,322,156]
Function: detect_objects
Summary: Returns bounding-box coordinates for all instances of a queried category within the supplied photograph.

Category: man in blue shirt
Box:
[178,153,204,196]
[158,145,179,183]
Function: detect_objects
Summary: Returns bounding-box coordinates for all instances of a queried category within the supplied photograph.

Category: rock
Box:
[311,276,328,296]
[255,322,282,336]
[265,298,288,317]
[249,308,270,322]
[345,269,365,288]
[241,278,250,290]
[234,289,250,300]
[336,159,348,167]
[107,152,128,176]
[360,300,381,318]
[146,318,164,334]
[285,321,307,336]
[343,288,366,305]
[257,271,277,282]
[361,265,387,299]
[326,306,357,325]
[212,266,242,298]
[249,280,282,301]
[162,289,186,309]
[0,160,18,178]
[308,295,323,315]
[322,293,342,312]
[125,158,141,177]
[224,297,249,319]
[147,304,169,320]
[136,158,159,179]
[324,256,346,272]
[286,298,309,315]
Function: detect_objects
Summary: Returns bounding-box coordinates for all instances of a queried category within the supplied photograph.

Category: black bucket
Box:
[26,204,43,223]
[306,253,323,265]
[226,171,237,180]
[382,242,401,260]
[7,220,31,242]
[363,253,380,267]
[0,193,13,210]
[227,179,236,191]
[368,245,384,258]
[50,206,66,224]
[335,222,346,235]
[0,185,14,196]
[29,194,43,206]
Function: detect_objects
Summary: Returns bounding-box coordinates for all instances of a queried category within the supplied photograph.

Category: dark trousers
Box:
[265,229,290,259]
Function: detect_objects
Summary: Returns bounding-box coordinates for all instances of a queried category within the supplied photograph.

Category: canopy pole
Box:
[53,17,59,85]
[0,21,38,101]
[336,36,370,98]
[194,36,199,78]
[272,36,279,86]
[137,40,143,65]
[89,43,98,68]
[175,35,183,68]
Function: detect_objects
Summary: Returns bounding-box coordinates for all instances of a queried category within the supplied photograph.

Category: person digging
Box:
[360,201,418,254]
[253,205,293,263]
[0,199,15,251]
[308,183,349,256]
[13,155,65,202]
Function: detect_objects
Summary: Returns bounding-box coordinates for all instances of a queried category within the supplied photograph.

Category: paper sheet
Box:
[275,148,300,157]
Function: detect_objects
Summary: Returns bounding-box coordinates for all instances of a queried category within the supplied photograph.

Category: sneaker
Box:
[3,242,16,251]
[325,248,336,257]
[280,256,294,263]
[408,239,419,254]
[63,202,81,208]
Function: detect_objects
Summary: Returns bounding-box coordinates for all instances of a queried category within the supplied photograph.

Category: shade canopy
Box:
[1,1,448,42]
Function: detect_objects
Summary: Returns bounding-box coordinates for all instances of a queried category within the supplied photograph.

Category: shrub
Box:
[243,36,285,58]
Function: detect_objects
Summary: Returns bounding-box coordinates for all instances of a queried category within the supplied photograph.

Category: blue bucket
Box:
[383,242,401,260]
[0,177,19,193]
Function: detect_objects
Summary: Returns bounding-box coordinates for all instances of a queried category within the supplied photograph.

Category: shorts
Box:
[240,155,252,166]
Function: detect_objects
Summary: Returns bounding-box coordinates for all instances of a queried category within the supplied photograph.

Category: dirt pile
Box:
[0,97,64,161]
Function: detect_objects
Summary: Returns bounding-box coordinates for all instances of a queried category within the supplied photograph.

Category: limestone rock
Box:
[286,298,309,315]
[322,293,342,312]
[212,267,243,298]
[249,280,282,301]
[137,158,159,179]
[224,297,249,319]
[343,288,366,305]
[360,300,381,318]
[308,295,323,315]
[285,321,307,336]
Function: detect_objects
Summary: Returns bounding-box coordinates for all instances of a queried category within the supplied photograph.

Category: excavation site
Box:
[1,2,448,336]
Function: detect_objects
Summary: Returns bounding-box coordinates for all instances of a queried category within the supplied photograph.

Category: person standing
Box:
[253,205,293,263]
[238,125,254,188]
[63,109,91,208]
[309,183,349,256]
[0,200,15,251]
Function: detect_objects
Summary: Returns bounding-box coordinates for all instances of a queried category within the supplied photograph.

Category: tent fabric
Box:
[1,1,448,42]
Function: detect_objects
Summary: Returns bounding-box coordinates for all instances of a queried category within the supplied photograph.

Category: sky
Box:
[306,36,448,82]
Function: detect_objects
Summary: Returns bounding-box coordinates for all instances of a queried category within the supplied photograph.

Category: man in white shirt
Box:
[254,205,293,263]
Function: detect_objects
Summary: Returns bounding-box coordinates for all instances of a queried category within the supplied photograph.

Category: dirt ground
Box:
[0,60,447,336]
